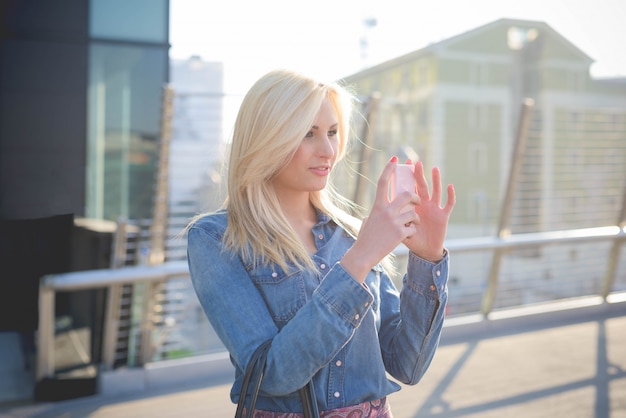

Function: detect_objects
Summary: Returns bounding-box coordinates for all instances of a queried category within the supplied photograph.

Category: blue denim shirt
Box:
[187,209,449,412]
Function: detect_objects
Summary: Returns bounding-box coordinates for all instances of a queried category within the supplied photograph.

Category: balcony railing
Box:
[36,224,626,383]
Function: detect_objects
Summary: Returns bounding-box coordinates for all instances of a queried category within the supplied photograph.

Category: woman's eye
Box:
[328,130,338,137]
[304,131,314,138]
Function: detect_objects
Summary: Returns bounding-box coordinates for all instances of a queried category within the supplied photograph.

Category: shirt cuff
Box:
[403,249,449,299]
[314,262,374,327]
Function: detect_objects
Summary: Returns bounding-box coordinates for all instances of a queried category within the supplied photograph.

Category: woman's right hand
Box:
[340,156,420,282]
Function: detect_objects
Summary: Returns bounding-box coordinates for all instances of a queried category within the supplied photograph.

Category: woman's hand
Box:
[403,161,455,262]
[341,157,455,281]
[341,156,423,282]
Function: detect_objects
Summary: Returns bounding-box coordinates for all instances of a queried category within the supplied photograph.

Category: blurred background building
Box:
[340,18,626,314]
[0,0,170,222]
[341,18,626,238]
[0,0,170,403]
[167,56,225,260]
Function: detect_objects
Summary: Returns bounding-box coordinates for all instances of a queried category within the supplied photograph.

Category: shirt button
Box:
[354,314,360,320]
[271,272,278,278]
[436,270,441,277]
[429,285,436,291]
[318,234,324,240]
[334,392,340,398]
[335,360,342,367]
[363,301,369,307]
[320,263,326,269]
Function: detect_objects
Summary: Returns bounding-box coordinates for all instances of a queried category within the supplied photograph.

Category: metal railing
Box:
[36,224,626,382]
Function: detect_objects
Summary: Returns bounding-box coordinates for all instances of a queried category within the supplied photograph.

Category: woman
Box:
[187,69,455,417]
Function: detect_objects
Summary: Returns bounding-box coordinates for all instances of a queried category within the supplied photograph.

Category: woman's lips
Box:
[310,165,330,175]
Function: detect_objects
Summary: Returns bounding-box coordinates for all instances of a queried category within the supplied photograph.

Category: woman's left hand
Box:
[403,161,455,262]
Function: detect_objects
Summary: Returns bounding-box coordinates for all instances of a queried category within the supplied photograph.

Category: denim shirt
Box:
[187,209,449,412]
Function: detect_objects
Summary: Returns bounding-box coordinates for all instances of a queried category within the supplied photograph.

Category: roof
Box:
[342,17,594,81]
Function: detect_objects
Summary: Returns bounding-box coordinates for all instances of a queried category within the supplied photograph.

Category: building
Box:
[341,18,626,238]
[167,56,225,260]
[340,18,626,313]
[0,0,170,222]
[0,0,170,403]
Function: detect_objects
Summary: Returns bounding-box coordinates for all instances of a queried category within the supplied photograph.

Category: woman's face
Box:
[271,97,339,200]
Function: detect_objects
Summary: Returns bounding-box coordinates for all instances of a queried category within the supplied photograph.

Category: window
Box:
[418,61,428,86]
[468,142,488,174]
[566,148,584,167]
[90,0,168,43]
[468,190,488,221]
[418,104,429,130]
[469,62,488,86]
[568,71,585,92]
[469,104,489,130]
[568,111,582,131]
[86,43,167,220]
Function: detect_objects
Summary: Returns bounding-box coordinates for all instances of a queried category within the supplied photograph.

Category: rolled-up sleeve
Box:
[378,250,449,385]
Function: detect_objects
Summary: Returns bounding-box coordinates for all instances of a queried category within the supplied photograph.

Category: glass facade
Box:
[86,0,169,221]
[90,0,168,43]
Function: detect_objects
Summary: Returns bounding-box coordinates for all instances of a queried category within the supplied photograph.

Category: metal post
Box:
[352,92,380,207]
[36,285,55,381]
[148,85,175,265]
[481,98,534,317]
[110,217,129,269]
[601,184,626,298]
[139,280,159,365]
[101,284,122,370]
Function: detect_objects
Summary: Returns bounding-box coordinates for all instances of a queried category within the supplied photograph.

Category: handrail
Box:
[36,225,626,382]
[39,261,190,291]
[442,226,623,252]
[391,226,625,256]
[36,261,189,381]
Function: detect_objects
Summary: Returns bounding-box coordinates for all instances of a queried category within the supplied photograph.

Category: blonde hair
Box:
[221,69,362,272]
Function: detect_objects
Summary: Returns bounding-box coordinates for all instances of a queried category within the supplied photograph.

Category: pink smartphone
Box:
[390,164,416,199]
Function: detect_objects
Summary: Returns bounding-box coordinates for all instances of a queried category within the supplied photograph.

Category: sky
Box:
[169,0,626,96]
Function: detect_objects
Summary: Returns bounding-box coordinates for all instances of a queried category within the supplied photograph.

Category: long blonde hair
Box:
[222,69,361,272]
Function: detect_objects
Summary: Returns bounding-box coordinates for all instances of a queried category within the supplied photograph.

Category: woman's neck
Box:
[277,193,318,254]
[281,196,316,225]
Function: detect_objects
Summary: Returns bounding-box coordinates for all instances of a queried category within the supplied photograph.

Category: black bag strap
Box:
[235,339,271,418]
[299,381,320,417]
[235,340,319,418]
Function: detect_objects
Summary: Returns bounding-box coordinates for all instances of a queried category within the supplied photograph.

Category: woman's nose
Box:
[318,135,336,158]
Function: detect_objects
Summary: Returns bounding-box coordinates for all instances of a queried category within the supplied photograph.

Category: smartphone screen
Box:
[390,164,416,199]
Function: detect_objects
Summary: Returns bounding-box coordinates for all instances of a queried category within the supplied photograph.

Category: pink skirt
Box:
[243,397,392,418]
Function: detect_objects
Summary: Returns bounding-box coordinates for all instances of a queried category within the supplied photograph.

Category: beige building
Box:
[339,18,626,238]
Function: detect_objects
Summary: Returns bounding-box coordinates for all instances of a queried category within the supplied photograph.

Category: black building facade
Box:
[0,0,170,403]
[0,0,170,221]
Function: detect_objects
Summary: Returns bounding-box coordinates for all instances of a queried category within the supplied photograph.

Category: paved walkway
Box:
[1,300,625,418]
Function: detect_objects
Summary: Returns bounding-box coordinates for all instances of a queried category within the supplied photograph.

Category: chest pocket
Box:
[247,264,307,327]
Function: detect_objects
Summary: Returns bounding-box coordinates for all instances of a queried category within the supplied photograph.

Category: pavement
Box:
[1,298,625,418]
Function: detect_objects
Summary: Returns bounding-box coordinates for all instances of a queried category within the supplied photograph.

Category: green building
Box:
[341,18,626,238]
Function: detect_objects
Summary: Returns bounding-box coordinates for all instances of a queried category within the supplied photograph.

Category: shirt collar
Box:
[314,207,332,227]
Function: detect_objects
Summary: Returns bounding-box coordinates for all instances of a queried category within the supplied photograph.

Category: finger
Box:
[443,184,456,214]
[431,166,442,206]
[375,156,398,204]
[400,210,420,226]
[414,161,430,200]
[390,190,420,210]
[403,225,417,240]
[402,215,420,238]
